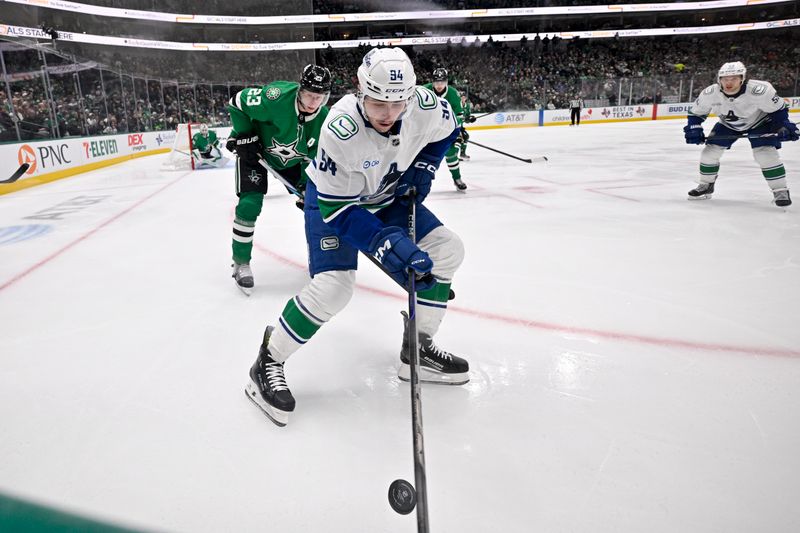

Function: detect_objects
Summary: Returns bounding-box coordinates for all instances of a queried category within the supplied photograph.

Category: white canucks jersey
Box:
[311,87,458,224]
[690,79,785,132]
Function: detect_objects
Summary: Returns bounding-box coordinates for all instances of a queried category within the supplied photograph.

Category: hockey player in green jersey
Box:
[424,68,467,191]
[226,65,332,295]
[459,93,476,161]
[191,124,227,168]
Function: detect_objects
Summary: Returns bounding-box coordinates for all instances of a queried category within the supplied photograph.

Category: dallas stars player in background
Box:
[424,68,468,191]
[684,61,798,207]
[191,123,227,168]
[459,93,476,161]
[226,65,332,294]
[244,47,470,427]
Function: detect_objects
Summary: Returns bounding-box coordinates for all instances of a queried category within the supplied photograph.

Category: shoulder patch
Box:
[265,86,282,100]
[327,113,359,140]
[750,83,767,96]
[416,87,438,110]
[702,86,715,95]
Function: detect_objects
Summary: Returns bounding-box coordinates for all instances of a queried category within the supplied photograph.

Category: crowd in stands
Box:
[26,0,692,17]
[2,31,798,142]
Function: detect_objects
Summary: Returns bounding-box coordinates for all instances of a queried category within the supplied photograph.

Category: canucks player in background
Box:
[684,61,798,206]
[191,124,227,168]
[245,48,470,427]
[226,65,332,294]
[424,68,468,191]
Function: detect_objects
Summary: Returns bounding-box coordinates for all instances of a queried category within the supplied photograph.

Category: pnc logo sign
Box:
[17,144,37,174]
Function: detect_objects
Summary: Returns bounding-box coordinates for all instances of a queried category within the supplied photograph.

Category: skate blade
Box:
[687,194,712,201]
[245,380,289,427]
[235,283,253,296]
[398,364,470,386]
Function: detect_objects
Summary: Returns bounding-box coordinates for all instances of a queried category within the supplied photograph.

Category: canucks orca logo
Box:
[724,110,740,122]
[361,163,401,202]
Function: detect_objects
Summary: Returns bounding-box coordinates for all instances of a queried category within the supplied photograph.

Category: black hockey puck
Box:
[388,479,416,515]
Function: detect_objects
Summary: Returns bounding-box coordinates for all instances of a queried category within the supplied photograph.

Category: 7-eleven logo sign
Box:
[17,144,37,174]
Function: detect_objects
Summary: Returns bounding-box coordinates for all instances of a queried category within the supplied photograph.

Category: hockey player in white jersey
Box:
[244,47,470,426]
[684,61,798,206]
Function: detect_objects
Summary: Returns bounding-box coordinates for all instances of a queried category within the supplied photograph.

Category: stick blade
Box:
[1,163,30,184]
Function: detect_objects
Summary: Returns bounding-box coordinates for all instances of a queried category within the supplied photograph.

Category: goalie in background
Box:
[191,124,228,168]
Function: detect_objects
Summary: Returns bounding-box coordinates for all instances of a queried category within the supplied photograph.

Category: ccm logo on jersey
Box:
[414,161,437,173]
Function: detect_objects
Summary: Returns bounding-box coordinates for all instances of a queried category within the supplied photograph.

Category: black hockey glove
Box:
[226,133,263,163]
[467,115,477,123]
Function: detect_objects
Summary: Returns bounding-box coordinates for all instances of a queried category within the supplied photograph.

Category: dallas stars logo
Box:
[248,170,262,185]
[265,87,281,100]
[267,138,305,164]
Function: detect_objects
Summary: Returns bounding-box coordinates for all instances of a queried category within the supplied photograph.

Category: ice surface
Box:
[1,119,799,532]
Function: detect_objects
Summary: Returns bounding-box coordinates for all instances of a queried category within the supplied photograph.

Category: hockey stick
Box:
[405,187,430,532]
[705,132,781,142]
[466,140,548,164]
[257,158,303,198]
[1,163,30,184]
[469,112,492,120]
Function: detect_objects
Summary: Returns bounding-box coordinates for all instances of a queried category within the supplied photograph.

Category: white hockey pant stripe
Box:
[752,146,788,190]
[697,144,725,184]
[269,270,356,362]
[416,225,465,337]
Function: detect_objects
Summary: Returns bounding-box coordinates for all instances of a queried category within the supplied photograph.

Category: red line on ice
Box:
[0,171,190,292]
[256,245,800,359]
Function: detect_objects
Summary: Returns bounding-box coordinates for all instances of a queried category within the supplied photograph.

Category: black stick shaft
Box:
[406,189,430,533]
[1,163,30,184]
[706,132,779,142]
[467,140,546,164]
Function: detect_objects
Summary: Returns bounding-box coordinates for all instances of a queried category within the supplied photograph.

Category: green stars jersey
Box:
[192,130,218,153]
[462,98,472,122]
[423,84,464,126]
[228,81,330,172]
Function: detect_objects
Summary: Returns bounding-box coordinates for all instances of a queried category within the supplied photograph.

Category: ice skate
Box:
[687,182,715,200]
[245,326,295,427]
[459,153,471,161]
[232,262,254,295]
[773,188,791,207]
[453,178,468,192]
[398,312,469,385]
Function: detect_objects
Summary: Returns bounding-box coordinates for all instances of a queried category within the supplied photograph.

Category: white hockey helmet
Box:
[718,61,746,81]
[199,123,209,134]
[357,47,417,102]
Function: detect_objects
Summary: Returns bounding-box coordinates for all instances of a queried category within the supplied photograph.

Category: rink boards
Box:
[2,97,798,194]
